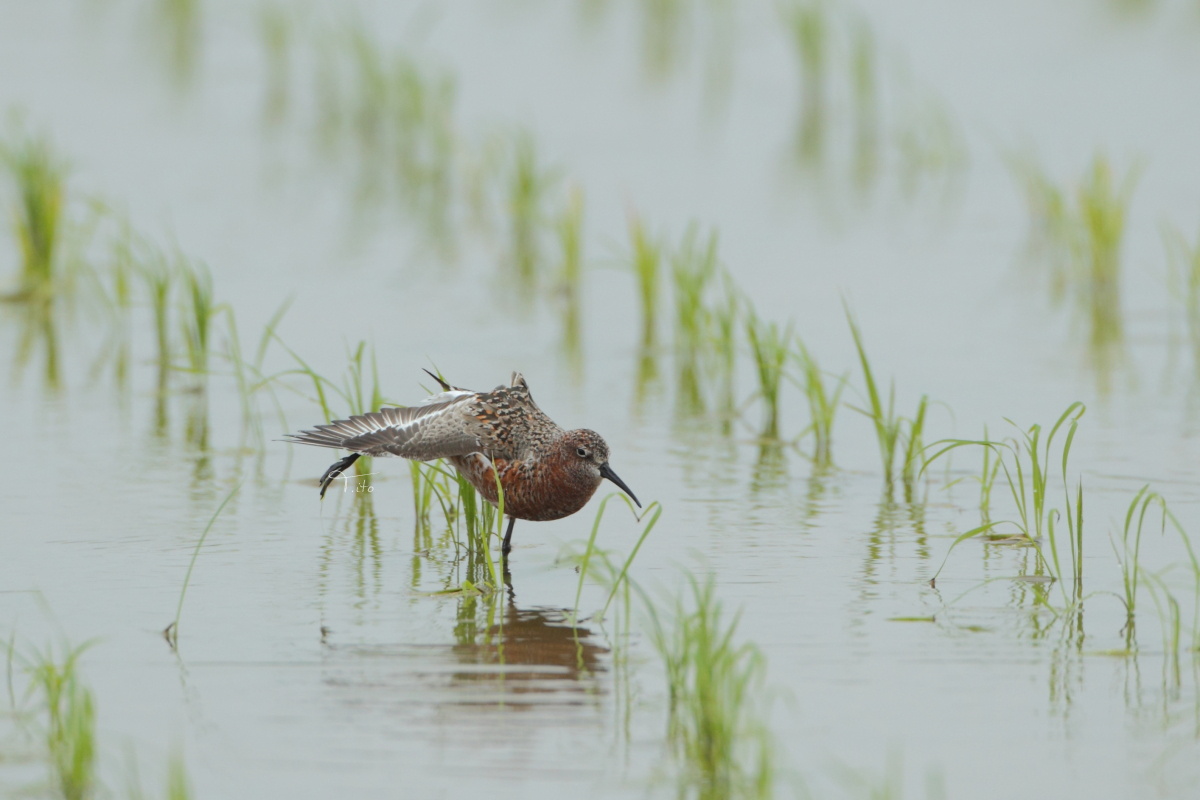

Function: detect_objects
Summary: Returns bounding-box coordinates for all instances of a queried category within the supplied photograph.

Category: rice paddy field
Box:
[5,1,1200,798]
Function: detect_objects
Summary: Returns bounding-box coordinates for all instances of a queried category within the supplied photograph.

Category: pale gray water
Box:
[3,1,1200,798]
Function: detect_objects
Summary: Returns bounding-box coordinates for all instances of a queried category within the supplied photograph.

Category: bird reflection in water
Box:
[448,588,609,705]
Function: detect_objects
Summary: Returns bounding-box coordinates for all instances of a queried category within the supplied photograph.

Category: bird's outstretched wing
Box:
[285,391,483,460]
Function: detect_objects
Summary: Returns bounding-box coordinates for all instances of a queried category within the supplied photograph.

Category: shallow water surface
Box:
[3,1,1200,798]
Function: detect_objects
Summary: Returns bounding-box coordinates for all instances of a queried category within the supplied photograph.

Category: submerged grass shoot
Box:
[782,0,829,166]
[646,572,774,800]
[629,213,663,350]
[846,310,899,485]
[1009,153,1137,352]
[977,424,1000,524]
[783,0,828,88]
[1,127,68,300]
[296,18,460,244]
[1076,156,1135,350]
[845,310,931,494]
[21,641,98,800]
[1164,223,1200,367]
[555,185,585,359]
[924,402,1086,601]
[1112,487,1200,652]
[671,224,720,355]
[506,131,558,285]
[164,482,241,649]
[745,311,791,439]
[791,338,846,467]
[846,309,929,492]
[259,3,295,125]
[710,274,741,429]
[571,494,661,621]
[178,255,215,386]
[671,224,720,412]
[134,243,175,384]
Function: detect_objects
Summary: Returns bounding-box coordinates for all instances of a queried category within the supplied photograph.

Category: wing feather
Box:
[285,393,482,460]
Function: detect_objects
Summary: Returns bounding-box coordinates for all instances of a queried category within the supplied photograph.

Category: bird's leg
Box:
[501,516,516,555]
[319,453,361,498]
[501,559,514,599]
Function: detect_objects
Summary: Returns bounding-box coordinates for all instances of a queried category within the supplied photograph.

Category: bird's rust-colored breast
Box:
[450,451,601,522]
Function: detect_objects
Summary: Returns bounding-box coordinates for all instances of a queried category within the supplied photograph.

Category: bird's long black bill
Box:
[600,464,641,508]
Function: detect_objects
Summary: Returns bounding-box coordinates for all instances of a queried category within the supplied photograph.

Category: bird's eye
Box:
[576,447,588,458]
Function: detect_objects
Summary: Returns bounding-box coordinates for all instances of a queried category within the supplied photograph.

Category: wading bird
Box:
[286,371,640,555]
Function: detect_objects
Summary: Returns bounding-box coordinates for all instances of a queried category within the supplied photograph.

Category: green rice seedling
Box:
[671,224,720,413]
[1,127,68,301]
[454,467,490,546]
[846,309,929,491]
[558,498,660,732]
[274,339,388,485]
[977,425,1000,525]
[81,217,138,388]
[1076,156,1136,350]
[272,338,337,423]
[629,213,664,350]
[339,340,382,417]
[506,131,559,286]
[1008,154,1136,352]
[745,312,792,439]
[401,371,501,586]
[782,0,830,166]
[671,225,719,350]
[409,461,438,545]
[259,3,294,125]
[299,19,459,246]
[165,753,192,800]
[340,341,385,488]
[709,274,741,432]
[12,291,62,390]
[555,186,585,363]
[346,492,383,597]
[178,256,215,389]
[405,458,460,547]
[344,25,389,154]
[125,748,194,800]
[893,93,968,199]
[900,394,929,502]
[849,19,880,191]
[645,572,775,800]
[220,299,292,452]
[312,35,345,154]
[390,60,458,219]
[790,338,847,467]
[418,461,505,591]
[846,310,899,484]
[1140,569,1183,682]
[154,0,202,89]
[132,243,175,389]
[1163,223,1200,368]
[183,391,209,453]
[784,0,828,89]
[750,437,788,495]
[164,482,240,649]
[224,318,260,438]
[24,642,97,800]
[571,494,661,621]
[638,0,686,81]
[923,403,1086,601]
[1111,487,1200,648]
[1006,152,1073,296]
